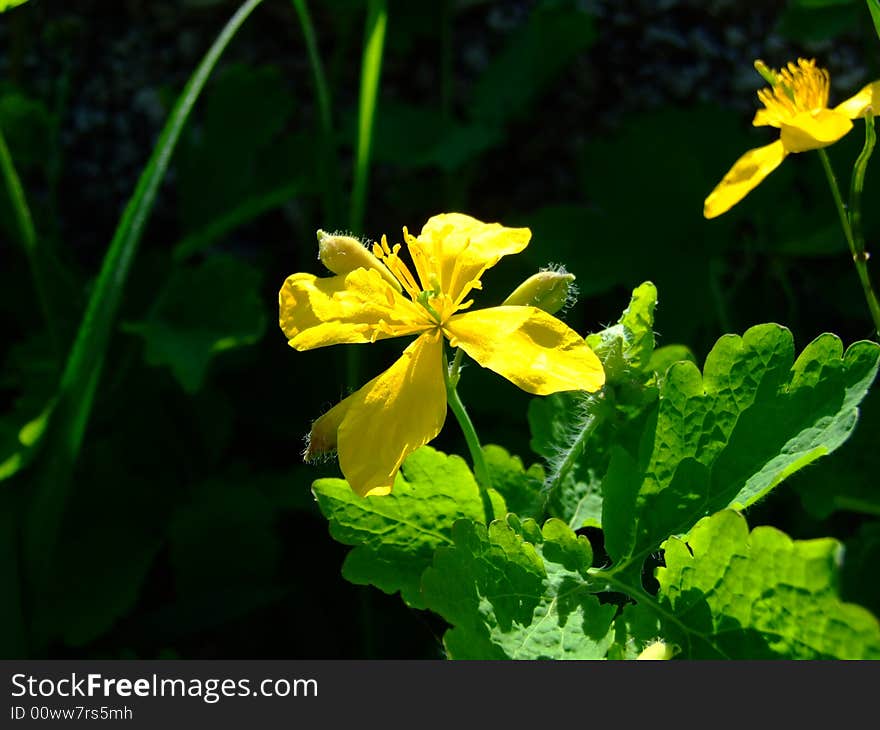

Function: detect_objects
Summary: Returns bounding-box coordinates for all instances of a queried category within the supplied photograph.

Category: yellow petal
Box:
[752,108,780,128]
[703,140,788,219]
[779,109,853,153]
[445,306,605,395]
[407,213,531,305]
[279,267,429,351]
[834,80,880,119]
[336,330,448,496]
[304,394,352,462]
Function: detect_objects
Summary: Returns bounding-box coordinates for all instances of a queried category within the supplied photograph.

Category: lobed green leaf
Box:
[422,516,615,659]
[312,446,505,609]
[655,510,880,659]
[603,325,880,566]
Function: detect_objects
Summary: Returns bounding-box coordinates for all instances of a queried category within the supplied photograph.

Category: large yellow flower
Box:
[704,58,879,219]
[279,213,605,497]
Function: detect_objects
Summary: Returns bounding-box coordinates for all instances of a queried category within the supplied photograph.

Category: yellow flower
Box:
[279,213,605,497]
[704,58,879,219]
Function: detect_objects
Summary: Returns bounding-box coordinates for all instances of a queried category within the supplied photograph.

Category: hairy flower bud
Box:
[636,641,675,660]
[317,230,401,291]
[502,268,576,315]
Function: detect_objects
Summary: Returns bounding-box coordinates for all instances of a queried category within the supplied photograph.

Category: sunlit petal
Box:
[445,306,605,395]
[279,268,429,351]
[752,108,780,128]
[779,109,853,153]
[834,80,880,120]
[703,140,788,219]
[407,213,531,305]
[304,394,352,463]
[335,330,448,496]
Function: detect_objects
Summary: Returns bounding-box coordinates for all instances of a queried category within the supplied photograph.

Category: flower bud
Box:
[317,230,401,291]
[636,641,675,660]
[502,269,575,315]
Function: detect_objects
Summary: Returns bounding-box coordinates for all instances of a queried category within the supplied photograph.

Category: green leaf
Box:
[646,344,697,384]
[606,602,665,660]
[655,510,880,659]
[483,445,545,520]
[603,325,880,566]
[422,516,616,659]
[312,446,506,609]
[528,282,661,530]
[470,6,595,126]
[122,255,267,393]
[586,281,658,381]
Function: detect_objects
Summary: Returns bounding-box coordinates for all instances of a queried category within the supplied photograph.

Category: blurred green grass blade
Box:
[350,0,387,234]
[869,0,880,38]
[0,126,57,350]
[22,0,266,612]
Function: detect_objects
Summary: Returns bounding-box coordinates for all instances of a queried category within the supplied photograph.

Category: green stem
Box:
[291,0,342,225]
[588,568,731,660]
[542,393,604,513]
[0,126,58,352]
[818,148,880,337]
[442,349,495,524]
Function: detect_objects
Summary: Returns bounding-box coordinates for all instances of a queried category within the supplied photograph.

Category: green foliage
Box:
[655,510,880,659]
[482,445,544,522]
[122,255,267,392]
[417,505,880,659]
[3,0,879,662]
[585,281,657,382]
[528,281,663,530]
[310,277,879,659]
[312,446,506,609]
[422,516,616,659]
[0,0,28,12]
[603,325,880,566]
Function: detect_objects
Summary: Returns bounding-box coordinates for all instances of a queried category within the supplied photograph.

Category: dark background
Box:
[2,0,879,659]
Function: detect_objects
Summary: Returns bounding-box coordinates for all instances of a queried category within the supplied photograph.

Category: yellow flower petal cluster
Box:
[704,58,879,219]
[279,213,605,497]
